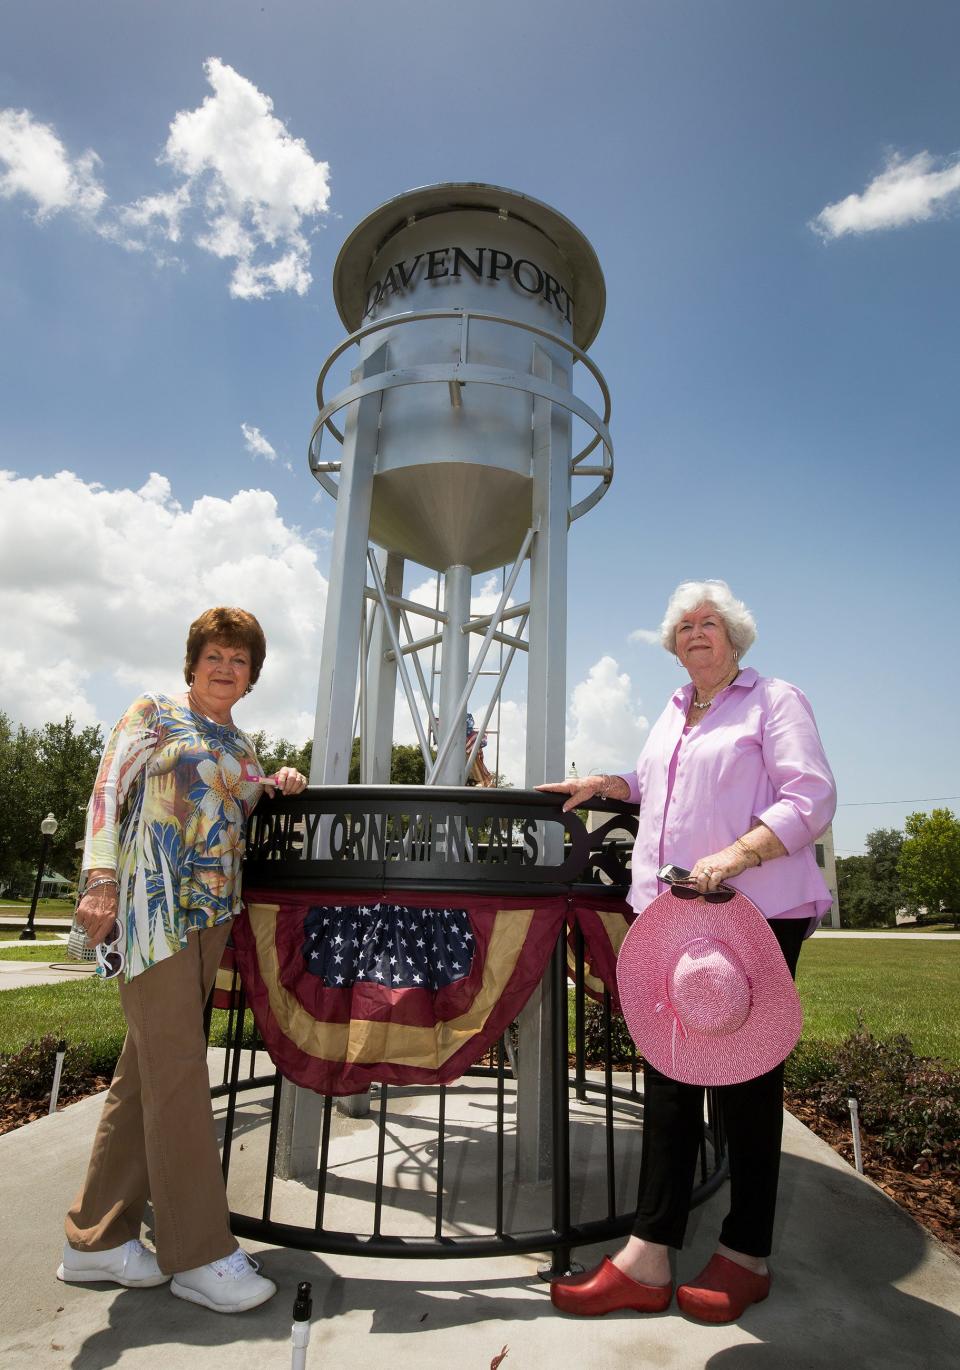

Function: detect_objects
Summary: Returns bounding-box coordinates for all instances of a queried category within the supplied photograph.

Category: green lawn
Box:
[795,939,959,1061]
[0,978,125,1068]
[0,978,243,1072]
[0,931,71,942]
[1,938,957,1075]
[0,944,77,962]
[0,898,75,913]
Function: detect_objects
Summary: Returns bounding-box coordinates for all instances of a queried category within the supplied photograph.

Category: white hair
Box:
[659,579,757,658]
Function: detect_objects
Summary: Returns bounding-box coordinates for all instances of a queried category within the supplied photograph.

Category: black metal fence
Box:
[210,788,727,1270]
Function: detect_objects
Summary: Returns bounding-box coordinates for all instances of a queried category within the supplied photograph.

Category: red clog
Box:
[550,1256,673,1316]
[676,1253,771,1323]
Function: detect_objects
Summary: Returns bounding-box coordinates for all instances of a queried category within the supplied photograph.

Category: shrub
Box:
[0,1033,104,1103]
[880,1067,960,1166]
[784,1038,839,1092]
[581,1000,638,1066]
[815,1025,919,1126]
[801,1021,960,1168]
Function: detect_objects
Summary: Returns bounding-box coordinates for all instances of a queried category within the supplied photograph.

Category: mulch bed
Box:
[0,1077,110,1138]
[786,1093,960,1257]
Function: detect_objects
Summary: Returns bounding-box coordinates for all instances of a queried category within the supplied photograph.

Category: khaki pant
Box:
[65,921,237,1275]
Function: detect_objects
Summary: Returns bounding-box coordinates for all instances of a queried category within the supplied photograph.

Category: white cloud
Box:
[381,572,528,779]
[147,58,331,298]
[565,656,648,775]
[490,697,526,786]
[116,184,191,247]
[628,627,660,646]
[0,480,642,791]
[811,150,960,240]
[0,108,106,220]
[0,469,327,742]
[241,422,292,472]
[0,59,330,297]
[391,646,648,787]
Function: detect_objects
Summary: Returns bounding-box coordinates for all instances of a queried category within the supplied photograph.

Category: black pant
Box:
[630,918,807,1258]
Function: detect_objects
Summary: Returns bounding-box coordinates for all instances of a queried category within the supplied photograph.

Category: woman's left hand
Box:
[688,845,752,892]
[263,767,308,796]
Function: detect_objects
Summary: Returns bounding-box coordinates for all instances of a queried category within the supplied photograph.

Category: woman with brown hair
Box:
[58,607,307,1313]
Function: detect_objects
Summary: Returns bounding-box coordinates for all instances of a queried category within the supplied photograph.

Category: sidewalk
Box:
[1,1076,958,1369]
[817,930,960,940]
[0,914,72,930]
[0,958,95,989]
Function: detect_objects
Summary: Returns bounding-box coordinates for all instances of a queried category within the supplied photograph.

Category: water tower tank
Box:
[311,182,608,573]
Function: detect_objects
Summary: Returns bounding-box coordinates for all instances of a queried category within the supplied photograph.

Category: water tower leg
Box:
[518,358,571,1183]
[364,551,404,783]
[276,349,384,1179]
[308,348,386,787]
[434,564,472,786]
[335,553,406,1122]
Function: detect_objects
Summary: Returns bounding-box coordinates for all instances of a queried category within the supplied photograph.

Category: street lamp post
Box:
[20,812,59,942]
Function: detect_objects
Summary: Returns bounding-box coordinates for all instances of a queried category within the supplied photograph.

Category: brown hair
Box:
[183,607,267,686]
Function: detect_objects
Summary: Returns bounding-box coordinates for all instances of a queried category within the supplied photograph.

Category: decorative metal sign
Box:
[243,787,632,894]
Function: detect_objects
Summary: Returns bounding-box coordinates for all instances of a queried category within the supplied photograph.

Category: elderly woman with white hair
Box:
[539,579,836,1324]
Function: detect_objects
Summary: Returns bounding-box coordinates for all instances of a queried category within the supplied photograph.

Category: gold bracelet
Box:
[734,837,761,867]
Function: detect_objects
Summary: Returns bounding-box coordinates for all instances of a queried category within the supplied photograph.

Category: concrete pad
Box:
[2,1068,959,1370]
[219,1070,647,1248]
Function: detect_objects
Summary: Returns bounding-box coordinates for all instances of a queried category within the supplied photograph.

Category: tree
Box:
[0,712,103,891]
[835,827,911,928]
[246,733,427,785]
[863,827,910,926]
[835,854,875,928]
[898,808,960,927]
[348,738,426,784]
[246,731,312,778]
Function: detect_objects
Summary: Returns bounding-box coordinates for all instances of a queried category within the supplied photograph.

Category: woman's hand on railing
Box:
[261,767,308,797]
[536,774,630,813]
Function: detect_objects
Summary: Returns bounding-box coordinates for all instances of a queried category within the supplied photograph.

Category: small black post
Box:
[20,827,54,942]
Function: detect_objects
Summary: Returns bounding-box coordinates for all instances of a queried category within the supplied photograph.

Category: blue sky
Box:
[2,0,958,856]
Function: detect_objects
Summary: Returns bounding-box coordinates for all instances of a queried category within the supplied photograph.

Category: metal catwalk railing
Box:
[207,789,728,1271]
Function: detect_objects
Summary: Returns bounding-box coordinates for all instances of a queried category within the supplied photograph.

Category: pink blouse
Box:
[619,668,836,925]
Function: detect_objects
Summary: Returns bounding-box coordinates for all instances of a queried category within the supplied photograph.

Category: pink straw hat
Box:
[616,887,803,1087]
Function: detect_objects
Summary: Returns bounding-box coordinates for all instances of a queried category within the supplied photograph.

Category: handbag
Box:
[66,884,96,963]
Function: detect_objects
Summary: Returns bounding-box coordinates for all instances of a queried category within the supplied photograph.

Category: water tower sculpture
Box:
[279,183,613,1178]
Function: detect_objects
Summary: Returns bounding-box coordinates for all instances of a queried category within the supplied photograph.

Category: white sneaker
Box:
[57,1238,169,1288]
[170,1248,276,1313]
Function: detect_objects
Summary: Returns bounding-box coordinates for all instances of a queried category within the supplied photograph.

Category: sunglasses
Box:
[670,883,735,904]
[656,864,735,904]
[95,919,125,980]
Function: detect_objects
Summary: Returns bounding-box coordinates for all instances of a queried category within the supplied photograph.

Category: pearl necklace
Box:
[692,668,740,710]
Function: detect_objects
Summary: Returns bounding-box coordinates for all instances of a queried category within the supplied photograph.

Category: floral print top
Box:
[82,693,263,980]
